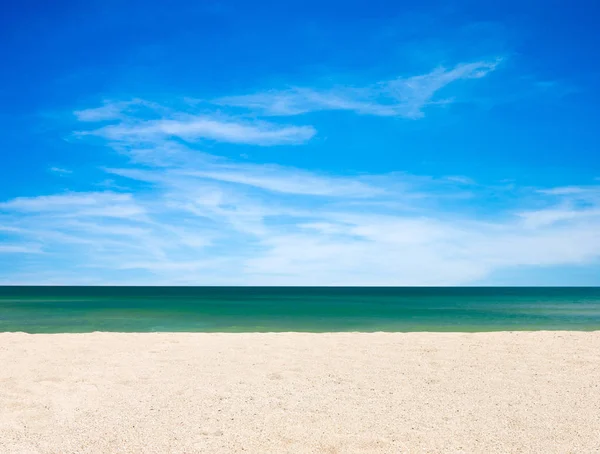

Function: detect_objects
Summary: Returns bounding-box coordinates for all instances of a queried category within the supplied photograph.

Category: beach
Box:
[1,332,599,453]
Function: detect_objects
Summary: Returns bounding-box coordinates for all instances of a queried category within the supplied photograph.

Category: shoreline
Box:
[2,331,599,453]
[3,327,600,334]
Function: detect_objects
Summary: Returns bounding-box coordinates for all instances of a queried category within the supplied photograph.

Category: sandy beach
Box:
[1,332,599,453]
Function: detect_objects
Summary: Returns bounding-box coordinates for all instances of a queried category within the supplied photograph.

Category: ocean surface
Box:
[1,287,600,333]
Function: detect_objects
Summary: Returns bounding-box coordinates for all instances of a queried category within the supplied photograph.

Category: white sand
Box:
[1,332,599,453]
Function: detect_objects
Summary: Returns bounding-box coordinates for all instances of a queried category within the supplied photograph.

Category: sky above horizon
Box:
[1,0,599,285]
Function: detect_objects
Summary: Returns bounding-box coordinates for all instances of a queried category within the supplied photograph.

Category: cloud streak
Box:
[0,192,146,219]
[0,244,43,254]
[177,167,383,197]
[91,117,316,146]
[76,100,316,146]
[217,59,501,119]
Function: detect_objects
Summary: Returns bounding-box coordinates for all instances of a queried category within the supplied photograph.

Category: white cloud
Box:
[77,100,316,146]
[519,186,600,228]
[0,192,146,219]
[217,59,501,119]
[92,117,316,146]
[74,99,164,122]
[75,103,125,122]
[0,244,43,254]
[444,176,475,185]
[518,207,600,229]
[49,167,72,175]
[537,186,600,205]
[538,186,589,196]
[179,167,383,197]
[241,208,600,285]
[0,189,216,274]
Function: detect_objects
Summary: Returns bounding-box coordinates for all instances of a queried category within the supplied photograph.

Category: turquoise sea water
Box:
[1,287,599,333]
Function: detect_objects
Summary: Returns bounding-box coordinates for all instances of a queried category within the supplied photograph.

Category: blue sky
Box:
[1,0,599,285]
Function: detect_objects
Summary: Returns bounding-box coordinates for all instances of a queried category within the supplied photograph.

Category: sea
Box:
[1,286,599,333]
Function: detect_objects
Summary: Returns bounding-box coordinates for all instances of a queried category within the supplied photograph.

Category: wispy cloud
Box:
[537,185,600,201]
[92,117,316,146]
[518,206,600,229]
[74,99,164,122]
[49,166,72,175]
[76,100,316,146]
[0,192,146,219]
[176,166,383,197]
[0,244,43,254]
[517,185,600,228]
[217,59,501,119]
[75,102,127,122]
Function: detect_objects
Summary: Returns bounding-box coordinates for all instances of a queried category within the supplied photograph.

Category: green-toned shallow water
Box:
[1,287,600,333]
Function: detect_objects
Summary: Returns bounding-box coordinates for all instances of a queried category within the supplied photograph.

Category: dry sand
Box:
[1,332,599,453]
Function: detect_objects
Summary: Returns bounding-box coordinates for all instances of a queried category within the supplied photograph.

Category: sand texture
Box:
[1,332,599,453]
